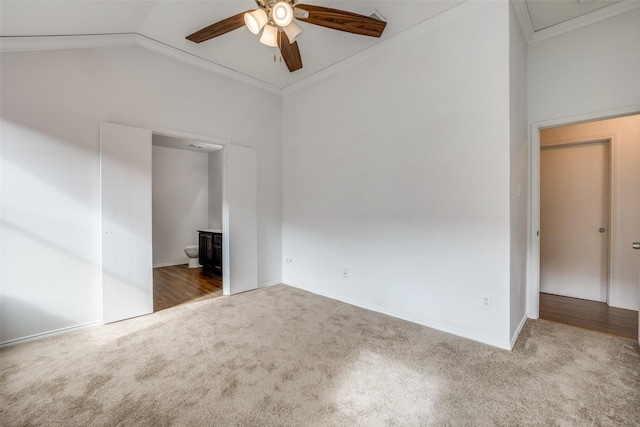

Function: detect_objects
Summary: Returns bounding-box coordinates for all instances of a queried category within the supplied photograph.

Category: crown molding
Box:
[0,33,282,96]
[133,34,281,95]
[511,0,534,42]
[0,33,136,52]
[281,0,637,94]
[529,0,640,44]
[282,0,482,95]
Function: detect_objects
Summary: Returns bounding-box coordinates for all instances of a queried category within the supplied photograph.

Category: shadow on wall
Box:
[0,295,75,346]
[1,116,105,343]
[0,217,145,344]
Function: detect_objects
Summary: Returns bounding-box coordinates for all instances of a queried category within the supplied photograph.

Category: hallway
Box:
[539,292,638,340]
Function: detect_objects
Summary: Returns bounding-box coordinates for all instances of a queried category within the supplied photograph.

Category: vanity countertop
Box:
[198,229,222,233]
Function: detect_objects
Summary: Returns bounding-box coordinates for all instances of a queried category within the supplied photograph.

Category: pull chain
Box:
[274,29,282,63]
[274,29,278,62]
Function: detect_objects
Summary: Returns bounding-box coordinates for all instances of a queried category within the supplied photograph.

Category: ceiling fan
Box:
[186,0,387,73]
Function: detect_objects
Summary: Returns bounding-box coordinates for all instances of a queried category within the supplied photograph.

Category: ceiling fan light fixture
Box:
[244,9,268,34]
[283,20,303,43]
[186,2,387,74]
[259,24,279,47]
[272,2,294,27]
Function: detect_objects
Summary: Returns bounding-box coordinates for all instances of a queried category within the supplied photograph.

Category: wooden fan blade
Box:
[277,32,303,72]
[187,11,251,43]
[295,4,386,38]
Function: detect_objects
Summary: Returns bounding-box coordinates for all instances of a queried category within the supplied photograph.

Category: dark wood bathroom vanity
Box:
[198,229,222,275]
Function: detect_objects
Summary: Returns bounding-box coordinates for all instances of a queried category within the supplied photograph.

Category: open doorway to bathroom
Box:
[151,134,224,312]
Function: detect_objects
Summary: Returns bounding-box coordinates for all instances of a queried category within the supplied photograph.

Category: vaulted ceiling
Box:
[0,1,633,90]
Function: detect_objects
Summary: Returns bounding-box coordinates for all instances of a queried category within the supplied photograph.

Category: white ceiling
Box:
[0,0,632,90]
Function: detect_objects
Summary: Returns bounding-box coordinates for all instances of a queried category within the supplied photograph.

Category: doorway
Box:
[533,114,640,339]
[100,122,259,325]
[151,134,224,312]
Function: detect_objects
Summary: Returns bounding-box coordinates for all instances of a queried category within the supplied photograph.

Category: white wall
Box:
[152,145,209,267]
[0,45,282,344]
[528,7,640,124]
[208,150,224,230]
[509,1,528,341]
[282,1,513,348]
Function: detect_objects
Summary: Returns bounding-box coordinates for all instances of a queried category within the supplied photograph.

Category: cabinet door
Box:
[198,233,206,264]
[213,233,222,272]
[214,243,222,273]
[199,233,214,267]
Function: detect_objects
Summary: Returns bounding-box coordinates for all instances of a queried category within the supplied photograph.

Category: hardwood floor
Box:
[153,264,223,312]
[539,293,638,340]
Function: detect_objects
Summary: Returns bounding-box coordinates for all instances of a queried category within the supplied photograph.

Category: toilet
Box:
[184,245,201,268]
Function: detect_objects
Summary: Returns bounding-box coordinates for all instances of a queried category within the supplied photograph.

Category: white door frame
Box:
[527,105,640,319]
[145,127,259,297]
[146,128,259,297]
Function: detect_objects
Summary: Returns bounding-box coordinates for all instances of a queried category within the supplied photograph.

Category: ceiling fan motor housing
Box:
[254,0,297,27]
[255,0,296,10]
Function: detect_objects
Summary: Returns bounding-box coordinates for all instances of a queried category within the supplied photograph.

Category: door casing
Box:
[527,105,640,319]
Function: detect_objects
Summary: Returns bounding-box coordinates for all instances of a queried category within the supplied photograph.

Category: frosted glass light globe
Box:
[244,9,268,34]
[283,20,303,43]
[259,24,278,47]
[272,2,293,27]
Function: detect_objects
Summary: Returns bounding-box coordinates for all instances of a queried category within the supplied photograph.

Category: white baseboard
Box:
[0,320,102,349]
[153,260,188,268]
[258,280,282,288]
[283,281,512,350]
[608,301,639,311]
[510,313,529,350]
[0,281,281,348]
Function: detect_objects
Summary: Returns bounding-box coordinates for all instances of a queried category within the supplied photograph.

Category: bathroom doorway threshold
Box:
[153,264,223,312]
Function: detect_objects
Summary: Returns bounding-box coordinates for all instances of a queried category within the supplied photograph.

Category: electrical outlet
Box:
[286,258,292,264]
[483,296,491,309]
[342,268,348,279]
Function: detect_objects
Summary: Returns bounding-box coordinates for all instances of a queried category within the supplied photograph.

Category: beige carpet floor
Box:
[1,284,639,426]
